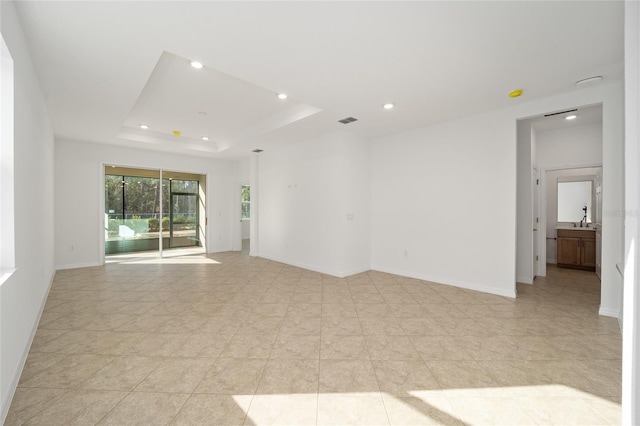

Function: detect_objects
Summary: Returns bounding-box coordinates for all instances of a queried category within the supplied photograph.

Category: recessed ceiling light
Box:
[277,93,288,100]
[509,89,523,98]
[383,103,395,110]
[565,115,577,120]
[139,124,149,129]
[190,61,203,69]
[202,136,209,141]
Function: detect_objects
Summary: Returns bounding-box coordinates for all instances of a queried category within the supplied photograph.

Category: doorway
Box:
[104,166,206,257]
[516,103,603,282]
[240,184,250,253]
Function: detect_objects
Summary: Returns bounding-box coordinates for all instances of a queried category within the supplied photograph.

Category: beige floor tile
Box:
[169,394,251,426]
[220,332,277,359]
[365,335,422,360]
[321,316,362,336]
[317,393,390,426]
[398,317,447,336]
[279,316,321,335]
[270,333,320,359]
[286,302,322,317]
[4,388,68,425]
[372,360,440,395]
[173,332,234,358]
[18,352,68,385]
[114,315,170,332]
[7,258,622,425]
[238,316,284,334]
[23,390,127,426]
[195,358,267,394]
[245,394,317,426]
[125,332,190,357]
[199,316,242,334]
[79,356,163,391]
[425,360,499,391]
[410,336,472,361]
[28,329,70,352]
[319,359,379,392]
[257,359,319,394]
[359,316,405,336]
[97,391,189,425]
[154,315,209,333]
[321,303,358,318]
[19,354,115,389]
[355,303,393,317]
[135,357,215,393]
[321,335,369,359]
[74,313,137,331]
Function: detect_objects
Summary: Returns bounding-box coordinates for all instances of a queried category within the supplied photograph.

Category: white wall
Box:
[372,110,517,297]
[372,81,623,304]
[537,122,603,168]
[257,131,370,277]
[0,2,56,420]
[54,139,238,269]
[516,121,535,284]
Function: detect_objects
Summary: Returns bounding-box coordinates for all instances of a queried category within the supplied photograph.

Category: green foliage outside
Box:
[241,185,250,220]
[105,174,199,238]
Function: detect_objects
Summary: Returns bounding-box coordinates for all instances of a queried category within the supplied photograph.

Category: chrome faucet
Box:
[580,205,588,227]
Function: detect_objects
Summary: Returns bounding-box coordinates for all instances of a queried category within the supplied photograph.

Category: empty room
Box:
[1,1,639,425]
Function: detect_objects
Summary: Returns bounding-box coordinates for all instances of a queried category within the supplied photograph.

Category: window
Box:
[241,185,250,220]
[1,35,15,276]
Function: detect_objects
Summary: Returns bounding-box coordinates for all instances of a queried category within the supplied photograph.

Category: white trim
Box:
[598,306,620,318]
[372,264,517,298]
[101,163,209,260]
[516,275,534,285]
[55,261,103,271]
[260,254,369,278]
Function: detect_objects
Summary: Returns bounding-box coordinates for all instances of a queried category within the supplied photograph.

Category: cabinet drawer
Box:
[557,229,595,239]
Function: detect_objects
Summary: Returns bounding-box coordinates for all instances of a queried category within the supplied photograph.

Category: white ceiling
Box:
[12,1,623,159]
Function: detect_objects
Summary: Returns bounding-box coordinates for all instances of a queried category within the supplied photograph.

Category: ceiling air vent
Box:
[338,117,358,124]
[252,149,263,153]
[544,109,577,117]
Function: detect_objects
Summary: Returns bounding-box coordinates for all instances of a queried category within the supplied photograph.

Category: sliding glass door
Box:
[104,166,204,256]
[164,178,200,249]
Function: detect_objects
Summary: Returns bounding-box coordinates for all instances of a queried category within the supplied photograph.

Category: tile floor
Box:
[6,250,621,425]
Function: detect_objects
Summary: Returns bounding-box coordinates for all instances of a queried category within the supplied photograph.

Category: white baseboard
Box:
[516,275,534,285]
[55,261,102,270]
[599,306,620,318]
[371,264,517,298]
[1,271,55,424]
[258,254,369,278]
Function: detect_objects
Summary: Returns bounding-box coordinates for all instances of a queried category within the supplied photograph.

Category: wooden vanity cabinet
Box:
[557,229,596,271]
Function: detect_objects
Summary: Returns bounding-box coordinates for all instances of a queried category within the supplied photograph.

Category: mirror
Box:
[557,178,594,223]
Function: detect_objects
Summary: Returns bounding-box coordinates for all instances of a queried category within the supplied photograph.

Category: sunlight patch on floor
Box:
[240,387,620,426]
